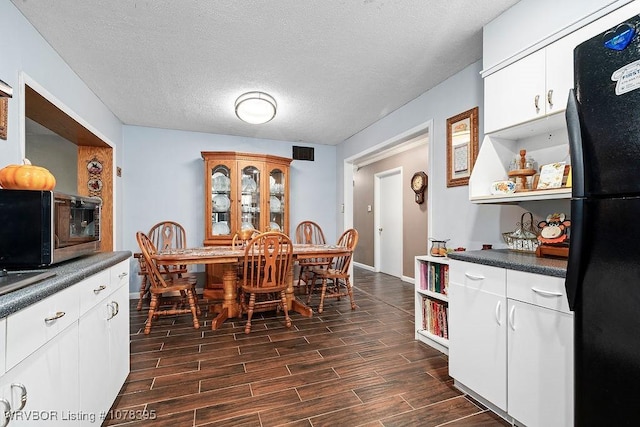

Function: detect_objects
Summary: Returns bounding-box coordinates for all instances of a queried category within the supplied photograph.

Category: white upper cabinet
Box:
[484,43,573,135]
[475,0,640,203]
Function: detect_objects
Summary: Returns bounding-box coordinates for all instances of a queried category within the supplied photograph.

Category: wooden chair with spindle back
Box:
[240,231,294,334]
[136,220,197,310]
[307,228,359,314]
[294,221,331,293]
[136,231,200,334]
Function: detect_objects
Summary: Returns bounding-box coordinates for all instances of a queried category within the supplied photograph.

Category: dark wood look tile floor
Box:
[105,267,510,427]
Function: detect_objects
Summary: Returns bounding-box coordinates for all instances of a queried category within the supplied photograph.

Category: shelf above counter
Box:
[469,114,570,204]
[470,187,571,204]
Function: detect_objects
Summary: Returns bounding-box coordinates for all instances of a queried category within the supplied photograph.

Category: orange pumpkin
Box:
[0,159,56,191]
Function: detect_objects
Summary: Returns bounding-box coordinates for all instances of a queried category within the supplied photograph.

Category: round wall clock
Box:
[411,171,428,204]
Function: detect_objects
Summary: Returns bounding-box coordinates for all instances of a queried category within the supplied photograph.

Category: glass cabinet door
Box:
[268,167,286,232]
[210,163,232,237]
[239,163,261,231]
[202,152,291,245]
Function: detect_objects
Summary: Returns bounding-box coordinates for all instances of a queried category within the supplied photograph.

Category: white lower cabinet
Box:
[449,261,507,411]
[79,279,130,416]
[0,258,130,426]
[506,270,573,427]
[449,260,573,427]
[507,299,573,427]
[0,324,80,426]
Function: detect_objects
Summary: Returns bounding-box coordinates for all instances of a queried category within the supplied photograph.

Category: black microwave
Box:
[0,190,101,268]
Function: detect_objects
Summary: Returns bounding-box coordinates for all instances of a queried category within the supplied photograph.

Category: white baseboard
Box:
[353,262,415,284]
[353,262,375,271]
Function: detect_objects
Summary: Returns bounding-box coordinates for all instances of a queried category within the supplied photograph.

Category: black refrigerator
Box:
[566,14,640,426]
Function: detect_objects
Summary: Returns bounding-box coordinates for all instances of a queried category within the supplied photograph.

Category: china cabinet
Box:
[202,152,292,245]
[414,255,449,355]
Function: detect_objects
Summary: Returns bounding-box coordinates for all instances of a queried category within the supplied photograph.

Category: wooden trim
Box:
[26,84,114,252]
[78,146,113,251]
[0,98,7,140]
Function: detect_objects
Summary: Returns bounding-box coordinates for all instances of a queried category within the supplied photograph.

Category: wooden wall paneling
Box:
[78,146,113,251]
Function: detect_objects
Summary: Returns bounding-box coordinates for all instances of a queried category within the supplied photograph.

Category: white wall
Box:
[25,134,78,195]
[0,1,124,245]
[122,125,337,290]
[337,61,529,251]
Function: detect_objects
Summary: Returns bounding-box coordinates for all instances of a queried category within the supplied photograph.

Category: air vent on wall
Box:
[292,146,314,161]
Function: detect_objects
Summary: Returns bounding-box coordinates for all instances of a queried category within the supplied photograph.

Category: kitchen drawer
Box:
[111,259,130,290]
[449,260,506,296]
[507,269,571,314]
[79,269,112,316]
[6,283,79,370]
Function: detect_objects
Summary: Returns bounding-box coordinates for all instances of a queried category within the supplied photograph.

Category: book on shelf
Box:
[420,261,428,290]
[442,264,449,295]
[420,296,449,339]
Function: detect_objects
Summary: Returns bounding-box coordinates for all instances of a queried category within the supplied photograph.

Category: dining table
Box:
[152,243,353,329]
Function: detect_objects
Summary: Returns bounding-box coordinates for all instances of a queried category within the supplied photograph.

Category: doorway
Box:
[344,119,432,282]
[374,168,403,277]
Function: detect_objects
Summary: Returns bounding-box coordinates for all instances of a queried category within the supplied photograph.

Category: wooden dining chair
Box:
[294,220,331,293]
[306,228,359,314]
[136,220,195,310]
[240,231,294,334]
[136,231,200,335]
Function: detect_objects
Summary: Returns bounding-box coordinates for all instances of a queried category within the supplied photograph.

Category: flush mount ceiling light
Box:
[235,91,277,124]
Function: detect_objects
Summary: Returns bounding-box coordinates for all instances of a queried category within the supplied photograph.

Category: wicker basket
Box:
[502,212,541,253]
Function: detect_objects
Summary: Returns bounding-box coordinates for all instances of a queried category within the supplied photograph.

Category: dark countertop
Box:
[0,251,132,318]
[447,249,567,278]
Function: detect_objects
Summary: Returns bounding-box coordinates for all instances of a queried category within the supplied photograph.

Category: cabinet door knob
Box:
[531,287,563,297]
[93,284,107,294]
[509,305,516,331]
[107,301,120,320]
[534,94,540,113]
[547,89,554,108]
[118,272,128,279]
[495,300,502,326]
[464,272,485,280]
[0,399,10,427]
[10,383,27,411]
[44,311,65,323]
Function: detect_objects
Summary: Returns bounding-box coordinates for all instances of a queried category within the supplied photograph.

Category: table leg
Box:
[207,262,240,330]
[210,306,229,330]
[287,263,314,317]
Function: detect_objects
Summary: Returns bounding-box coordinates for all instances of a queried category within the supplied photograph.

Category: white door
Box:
[375,168,402,277]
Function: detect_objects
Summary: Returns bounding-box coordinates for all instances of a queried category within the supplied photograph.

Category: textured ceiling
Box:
[11,0,520,145]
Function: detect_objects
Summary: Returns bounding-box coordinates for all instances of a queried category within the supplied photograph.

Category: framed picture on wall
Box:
[446,107,478,187]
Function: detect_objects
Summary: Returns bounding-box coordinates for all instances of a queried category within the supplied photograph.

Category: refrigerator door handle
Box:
[566,89,585,198]
[565,198,586,311]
